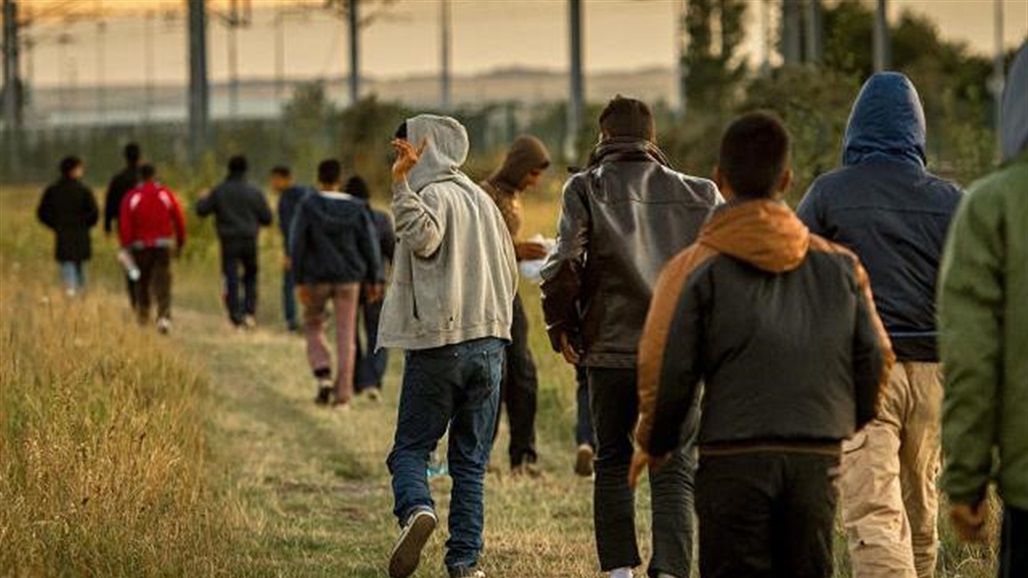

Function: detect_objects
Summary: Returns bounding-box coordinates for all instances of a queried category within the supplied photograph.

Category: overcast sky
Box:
[13,0,1028,87]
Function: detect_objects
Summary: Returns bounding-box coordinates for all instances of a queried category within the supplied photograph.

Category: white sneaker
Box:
[156,317,172,335]
[610,569,634,578]
[243,315,257,330]
[388,508,437,578]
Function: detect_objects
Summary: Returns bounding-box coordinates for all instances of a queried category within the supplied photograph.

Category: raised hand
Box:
[391,138,428,183]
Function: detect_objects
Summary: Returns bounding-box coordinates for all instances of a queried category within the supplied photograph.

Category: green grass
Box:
[0,184,999,577]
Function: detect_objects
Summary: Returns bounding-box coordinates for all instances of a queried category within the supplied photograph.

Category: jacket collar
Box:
[699,199,811,274]
[587,137,671,169]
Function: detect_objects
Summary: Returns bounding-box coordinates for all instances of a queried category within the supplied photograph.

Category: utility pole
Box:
[2,0,20,131]
[348,0,359,106]
[144,10,154,124]
[228,0,239,119]
[873,0,890,71]
[676,0,687,116]
[440,0,451,111]
[95,12,105,123]
[804,0,822,66]
[781,0,801,66]
[566,0,583,161]
[991,0,1004,158]
[275,7,284,108]
[188,0,209,162]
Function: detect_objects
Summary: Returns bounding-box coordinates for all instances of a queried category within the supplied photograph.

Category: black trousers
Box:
[132,247,172,323]
[696,451,839,578]
[219,236,258,325]
[589,367,696,577]
[491,293,539,466]
[1000,506,1027,578]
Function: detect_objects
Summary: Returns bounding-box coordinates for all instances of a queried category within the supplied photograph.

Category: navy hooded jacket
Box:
[290,191,384,286]
[798,73,963,361]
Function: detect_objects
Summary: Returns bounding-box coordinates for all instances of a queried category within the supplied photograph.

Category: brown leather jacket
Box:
[539,138,722,367]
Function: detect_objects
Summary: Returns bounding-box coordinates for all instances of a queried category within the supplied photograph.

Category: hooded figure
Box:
[382,115,517,578]
[798,73,963,578]
[939,43,1028,576]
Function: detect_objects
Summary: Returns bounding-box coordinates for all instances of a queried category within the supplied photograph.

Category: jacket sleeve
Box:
[255,189,274,227]
[289,200,309,282]
[636,248,712,456]
[196,188,216,217]
[391,179,446,259]
[851,256,895,429]
[118,193,133,248]
[359,209,385,283]
[796,184,827,236]
[937,189,1004,506]
[84,187,100,228]
[37,187,56,229]
[169,191,187,247]
[539,177,590,351]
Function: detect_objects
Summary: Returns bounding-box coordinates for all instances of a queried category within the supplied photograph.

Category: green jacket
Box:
[938,151,1028,509]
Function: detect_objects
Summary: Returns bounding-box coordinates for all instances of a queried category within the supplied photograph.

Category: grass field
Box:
[0,182,998,577]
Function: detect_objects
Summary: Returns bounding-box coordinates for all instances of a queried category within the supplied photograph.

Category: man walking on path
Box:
[37,156,99,297]
[797,73,963,578]
[196,155,274,329]
[540,96,721,578]
[290,160,382,408]
[480,134,551,477]
[631,112,893,578]
[271,165,313,332]
[105,142,143,308]
[382,116,516,578]
[345,175,395,399]
[938,43,1028,578]
[118,164,186,333]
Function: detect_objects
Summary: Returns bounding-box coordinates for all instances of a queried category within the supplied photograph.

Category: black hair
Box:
[270,165,291,177]
[344,175,370,200]
[599,95,656,141]
[228,155,248,174]
[318,159,343,186]
[59,155,82,178]
[140,164,157,180]
[718,111,791,200]
[124,142,141,165]
[394,122,408,140]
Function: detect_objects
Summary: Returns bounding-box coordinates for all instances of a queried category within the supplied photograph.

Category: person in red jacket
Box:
[119,164,186,333]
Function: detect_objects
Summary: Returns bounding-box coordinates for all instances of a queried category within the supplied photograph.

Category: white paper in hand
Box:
[519,234,555,284]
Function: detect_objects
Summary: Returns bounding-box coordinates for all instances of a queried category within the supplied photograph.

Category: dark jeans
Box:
[132,247,172,322]
[355,289,388,391]
[282,267,298,330]
[588,367,696,577]
[1000,506,1027,578]
[491,293,539,466]
[220,236,258,325]
[696,451,839,578]
[387,337,504,572]
[125,271,138,309]
[575,365,595,448]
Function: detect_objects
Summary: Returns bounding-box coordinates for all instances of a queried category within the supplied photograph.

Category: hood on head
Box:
[404,114,470,192]
[699,200,811,274]
[1002,43,1028,162]
[489,135,551,192]
[843,72,926,168]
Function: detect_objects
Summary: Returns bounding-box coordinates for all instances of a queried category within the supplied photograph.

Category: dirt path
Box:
[172,307,598,578]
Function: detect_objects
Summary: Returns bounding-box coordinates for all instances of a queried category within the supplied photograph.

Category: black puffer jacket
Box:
[798,73,963,361]
[37,178,100,262]
[290,191,384,285]
[540,138,722,368]
[196,173,273,239]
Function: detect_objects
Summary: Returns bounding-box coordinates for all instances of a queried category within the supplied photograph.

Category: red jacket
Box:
[119,181,186,249]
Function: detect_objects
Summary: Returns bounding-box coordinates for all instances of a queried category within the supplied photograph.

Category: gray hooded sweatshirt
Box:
[378,114,518,351]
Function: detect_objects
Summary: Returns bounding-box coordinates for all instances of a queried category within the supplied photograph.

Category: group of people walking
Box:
[33,43,1027,578]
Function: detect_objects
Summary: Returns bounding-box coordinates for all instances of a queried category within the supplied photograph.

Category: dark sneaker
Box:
[449,567,486,578]
[511,462,543,479]
[574,444,595,477]
[388,508,437,578]
[314,380,333,406]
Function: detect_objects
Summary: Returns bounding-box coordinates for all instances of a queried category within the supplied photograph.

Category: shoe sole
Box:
[574,446,594,477]
[389,510,437,578]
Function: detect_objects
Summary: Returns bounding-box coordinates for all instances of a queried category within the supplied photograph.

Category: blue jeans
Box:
[387,337,505,571]
[355,291,387,391]
[282,268,298,330]
[59,261,86,294]
[575,364,595,448]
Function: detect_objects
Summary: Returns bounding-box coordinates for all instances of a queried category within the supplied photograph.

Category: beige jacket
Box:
[378,114,518,351]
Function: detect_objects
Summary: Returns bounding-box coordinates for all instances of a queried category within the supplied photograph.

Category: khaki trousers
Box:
[840,362,942,578]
